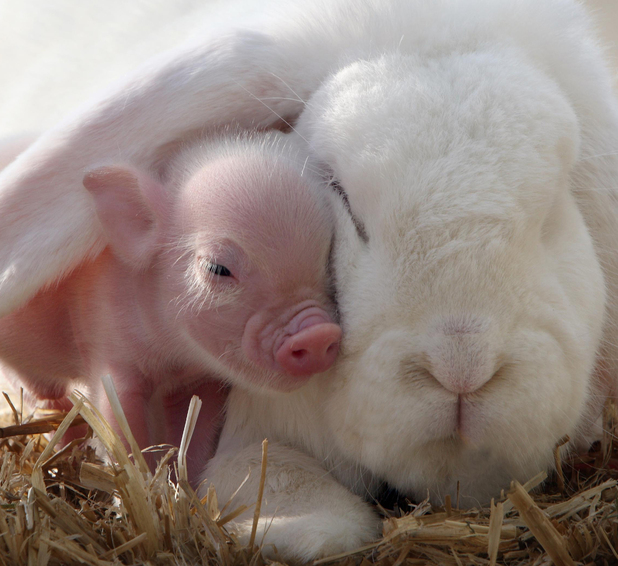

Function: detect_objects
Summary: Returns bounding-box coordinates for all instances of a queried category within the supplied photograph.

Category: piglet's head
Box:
[83,134,341,392]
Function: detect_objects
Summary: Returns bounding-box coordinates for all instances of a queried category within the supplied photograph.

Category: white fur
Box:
[0,136,32,171]
[2,0,618,561]
[205,441,380,562]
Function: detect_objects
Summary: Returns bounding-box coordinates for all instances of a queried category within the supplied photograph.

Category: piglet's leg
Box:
[89,373,154,461]
[163,379,230,485]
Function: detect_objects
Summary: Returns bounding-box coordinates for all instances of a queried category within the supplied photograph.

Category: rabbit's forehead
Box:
[304,51,577,238]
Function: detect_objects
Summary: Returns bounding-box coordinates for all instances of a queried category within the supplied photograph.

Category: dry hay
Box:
[0,385,616,566]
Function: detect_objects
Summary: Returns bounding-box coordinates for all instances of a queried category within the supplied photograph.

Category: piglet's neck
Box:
[127,258,189,359]
[76,250,186,371]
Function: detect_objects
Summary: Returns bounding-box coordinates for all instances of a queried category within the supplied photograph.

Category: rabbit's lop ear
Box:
[0,26,320,317]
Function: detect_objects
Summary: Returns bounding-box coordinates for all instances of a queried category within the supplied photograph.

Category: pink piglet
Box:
[0,131,339,480]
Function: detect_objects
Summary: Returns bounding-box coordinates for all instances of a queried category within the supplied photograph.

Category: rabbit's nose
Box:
[425,342,498,394]
[422,316,501,395]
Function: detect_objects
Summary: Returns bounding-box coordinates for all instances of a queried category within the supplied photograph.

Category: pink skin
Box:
[0,135,339,480]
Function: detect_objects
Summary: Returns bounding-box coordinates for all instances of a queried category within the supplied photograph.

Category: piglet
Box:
[0,132,339,479]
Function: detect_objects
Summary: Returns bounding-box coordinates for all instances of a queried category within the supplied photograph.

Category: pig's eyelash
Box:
[205,262,232,277]
[197,256,233,278]
[328,178,369,244]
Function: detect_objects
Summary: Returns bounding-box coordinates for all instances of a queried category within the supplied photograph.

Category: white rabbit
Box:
[203,0,618,560]
[0,0,617,562]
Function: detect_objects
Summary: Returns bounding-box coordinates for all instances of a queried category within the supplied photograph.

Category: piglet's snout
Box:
[274,307,341,378]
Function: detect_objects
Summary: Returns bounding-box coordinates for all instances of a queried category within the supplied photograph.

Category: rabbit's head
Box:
[297,48,605,504]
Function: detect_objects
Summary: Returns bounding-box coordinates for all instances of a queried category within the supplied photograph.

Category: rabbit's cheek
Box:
[325,317,587,497]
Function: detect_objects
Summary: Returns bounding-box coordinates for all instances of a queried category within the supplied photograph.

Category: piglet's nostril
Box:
[291,349,307,360]
[326,342,338,357]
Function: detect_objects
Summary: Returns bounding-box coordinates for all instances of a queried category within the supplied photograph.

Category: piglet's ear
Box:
[83,166,164,268]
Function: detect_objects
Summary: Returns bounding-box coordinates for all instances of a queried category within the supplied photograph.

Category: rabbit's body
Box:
[201,0,618,559]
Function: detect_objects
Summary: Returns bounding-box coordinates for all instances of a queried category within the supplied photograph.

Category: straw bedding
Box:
[0,386,616,566]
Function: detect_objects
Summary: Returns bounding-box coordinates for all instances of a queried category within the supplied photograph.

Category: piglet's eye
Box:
[205,262,232,277]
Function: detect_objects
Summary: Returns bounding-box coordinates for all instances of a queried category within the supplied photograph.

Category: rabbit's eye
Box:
[329,177,369,243]
[205,262,232,277]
